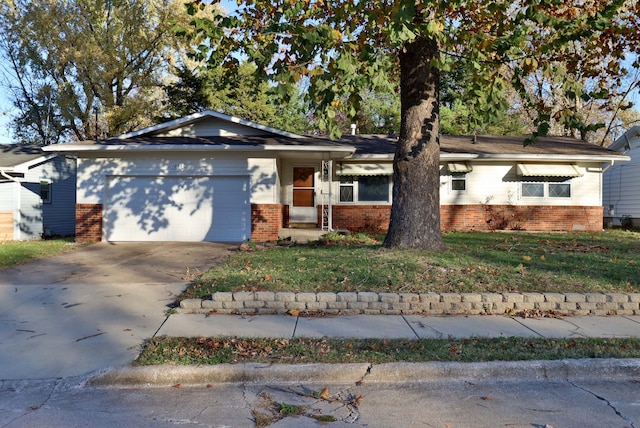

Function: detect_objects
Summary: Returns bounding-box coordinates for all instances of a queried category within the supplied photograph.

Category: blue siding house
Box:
[0,145,76,240]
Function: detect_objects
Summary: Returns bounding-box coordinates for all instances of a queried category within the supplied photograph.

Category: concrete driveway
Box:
[0,242,235,380]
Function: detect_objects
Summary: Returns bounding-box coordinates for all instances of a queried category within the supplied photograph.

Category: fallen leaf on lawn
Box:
[522,255,532,261]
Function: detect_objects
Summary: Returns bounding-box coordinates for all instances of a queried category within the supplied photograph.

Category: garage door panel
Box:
[106,176,249,242]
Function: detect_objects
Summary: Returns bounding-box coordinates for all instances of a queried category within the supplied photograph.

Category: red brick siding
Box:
[330,205,391,231]
[329,204,603,233]
[441,205,603,232]
[75,204,103,243]
[251,203,286,242]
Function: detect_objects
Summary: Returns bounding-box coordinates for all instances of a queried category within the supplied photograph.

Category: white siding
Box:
[603,136,640,223]
[0,181,15,210]
[439,162,601,207]
[157,117,271,137]
[327,161,603,207]
[77,153,278,205]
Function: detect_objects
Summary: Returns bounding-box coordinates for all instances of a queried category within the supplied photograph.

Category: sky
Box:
[0,1,638,145]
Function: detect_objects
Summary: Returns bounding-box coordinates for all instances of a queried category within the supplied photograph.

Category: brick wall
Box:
[330,205,391,231]
[440,204,604,232]
[328,204,603,233]
[251,203,286,242]
[75,204,103,243]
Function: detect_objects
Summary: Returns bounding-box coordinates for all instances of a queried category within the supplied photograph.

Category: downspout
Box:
[0,169,21,240]
[601,160,615,174]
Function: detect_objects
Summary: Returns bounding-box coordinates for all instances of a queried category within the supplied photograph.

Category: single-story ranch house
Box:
[44,110,629,243]
[0,144,76,240]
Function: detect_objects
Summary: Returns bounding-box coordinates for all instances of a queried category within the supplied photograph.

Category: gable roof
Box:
[42,110,628,163]
[0,144,57,172]
[115,110,308,140]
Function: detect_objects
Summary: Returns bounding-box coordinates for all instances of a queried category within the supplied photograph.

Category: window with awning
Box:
[516,163,582,177]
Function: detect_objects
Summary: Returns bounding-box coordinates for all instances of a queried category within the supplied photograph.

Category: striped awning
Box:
[337,162,393,176]
[516,163,583,177]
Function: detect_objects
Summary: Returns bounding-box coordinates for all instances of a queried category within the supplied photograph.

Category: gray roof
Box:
[0,144,48,169]
[45,133,627,161]
[339,134,627,158]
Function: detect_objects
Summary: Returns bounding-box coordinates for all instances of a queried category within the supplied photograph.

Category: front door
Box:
[290,166,317,225]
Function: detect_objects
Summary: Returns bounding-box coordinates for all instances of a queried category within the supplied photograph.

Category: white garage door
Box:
[105,175,250,242]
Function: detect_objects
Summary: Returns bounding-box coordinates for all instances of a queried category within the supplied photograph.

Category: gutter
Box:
[0,169,20,183]
[601,160,616,174]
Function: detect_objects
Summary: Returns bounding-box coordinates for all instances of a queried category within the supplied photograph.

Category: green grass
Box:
[181,230,640,300]
[135,336,640,366]
[0,237,78,269]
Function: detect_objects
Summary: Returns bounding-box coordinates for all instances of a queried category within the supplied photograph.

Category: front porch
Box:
[277,227,331,243]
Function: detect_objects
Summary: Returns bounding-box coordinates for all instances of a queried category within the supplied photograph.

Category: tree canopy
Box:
[0,0,196,144]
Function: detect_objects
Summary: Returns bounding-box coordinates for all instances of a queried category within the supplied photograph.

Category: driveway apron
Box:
[0,242,234,380]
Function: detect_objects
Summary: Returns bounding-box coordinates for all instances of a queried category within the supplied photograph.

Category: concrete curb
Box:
[179,292,640,317]
[89,358,640,388]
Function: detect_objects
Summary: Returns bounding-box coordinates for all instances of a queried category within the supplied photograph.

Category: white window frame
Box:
[338,175,392,204]
[450,172,468,193]
[520,178,572,200]
[40,180,52,204]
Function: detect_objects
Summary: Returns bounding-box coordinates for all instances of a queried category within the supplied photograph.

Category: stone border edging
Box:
[178,292,640,316]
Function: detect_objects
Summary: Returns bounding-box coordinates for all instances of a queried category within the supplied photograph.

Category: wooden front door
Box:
[291,166,317,224]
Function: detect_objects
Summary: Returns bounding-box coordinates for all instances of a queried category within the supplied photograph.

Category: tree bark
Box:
[383,35,446,251]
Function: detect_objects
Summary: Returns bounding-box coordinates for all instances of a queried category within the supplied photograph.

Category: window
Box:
[549,183,571,198]
[521,178,571,199]
[451,173,467,191]
[522,182,544,198]
[339,175,391,203]
[358,176,390,202]
[339,176,354,202]
[40,180,51,203]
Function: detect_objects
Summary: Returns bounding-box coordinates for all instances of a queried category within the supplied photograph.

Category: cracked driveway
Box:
[0,242,234,380]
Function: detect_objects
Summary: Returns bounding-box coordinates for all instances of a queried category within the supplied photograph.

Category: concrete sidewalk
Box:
[93,312,640,387]
[158,313,640,340]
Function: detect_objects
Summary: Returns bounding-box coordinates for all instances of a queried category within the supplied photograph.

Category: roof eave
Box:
[43,144,355,154]
[440,153,630,162]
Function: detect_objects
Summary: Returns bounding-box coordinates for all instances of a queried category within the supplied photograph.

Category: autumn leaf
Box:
[319,386,330,400]
[287,309,300,317]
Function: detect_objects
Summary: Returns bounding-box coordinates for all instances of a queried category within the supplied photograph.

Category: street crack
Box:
[569,380,635,428]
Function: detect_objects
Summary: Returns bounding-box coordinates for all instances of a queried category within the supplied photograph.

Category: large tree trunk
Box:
[383,35,446,251]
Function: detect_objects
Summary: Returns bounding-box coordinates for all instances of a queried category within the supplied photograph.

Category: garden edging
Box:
[178,292,640,316]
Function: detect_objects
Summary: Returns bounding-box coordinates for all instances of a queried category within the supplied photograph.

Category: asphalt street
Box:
[2,377,639,427]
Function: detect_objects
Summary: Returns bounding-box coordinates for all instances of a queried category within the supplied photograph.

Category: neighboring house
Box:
[0,145,77,240]
[44,110,628,243]
[603,126,640,228]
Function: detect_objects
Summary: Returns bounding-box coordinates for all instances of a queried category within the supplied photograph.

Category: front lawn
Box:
[181,230,640,300]
[0,237,78,269]
[135,336,640,366]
